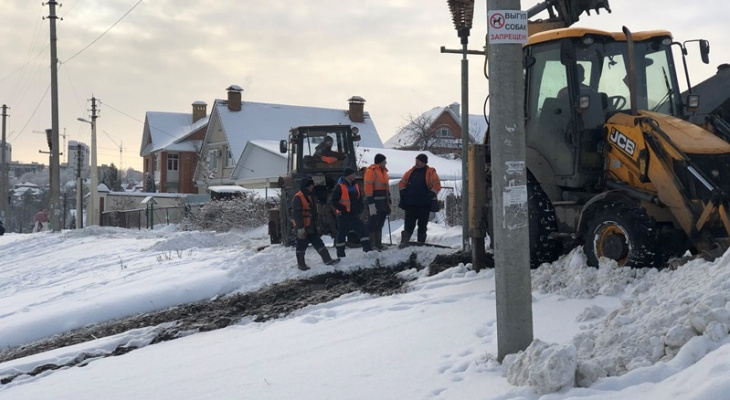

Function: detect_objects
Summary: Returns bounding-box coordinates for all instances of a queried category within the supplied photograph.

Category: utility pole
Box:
[487,0,533,361]
[78,97,99,226]
[75,143,84,229]
[1,105,8,222]
[446,0,476,252]
[46,0,62,232]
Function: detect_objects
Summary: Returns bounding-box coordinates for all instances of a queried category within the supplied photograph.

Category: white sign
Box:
[505,161,524,175]
[488,10,528,44]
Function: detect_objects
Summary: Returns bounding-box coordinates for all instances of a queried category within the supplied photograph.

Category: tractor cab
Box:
[523,28,693,196]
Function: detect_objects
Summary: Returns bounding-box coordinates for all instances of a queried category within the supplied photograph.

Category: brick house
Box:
[194,85,384,191]
[384,103,488,157]
[139,102,208,193]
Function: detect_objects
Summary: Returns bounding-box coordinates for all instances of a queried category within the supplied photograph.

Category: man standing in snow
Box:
[291,177,340,270]
[33,208,50,233]
[331,167,372,258]
[364,153,390,250]
[398,154,441,248]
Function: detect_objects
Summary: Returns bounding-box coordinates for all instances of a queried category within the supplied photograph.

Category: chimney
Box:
[348,96,366,123]
[448,102,460,117]
[227,85,243,112]
[192,101,207,123]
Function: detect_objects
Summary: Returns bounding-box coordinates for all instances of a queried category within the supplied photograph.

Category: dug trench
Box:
[0,250,482,385]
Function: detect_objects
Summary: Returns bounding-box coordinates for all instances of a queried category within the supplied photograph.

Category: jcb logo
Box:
[609,128,636,156]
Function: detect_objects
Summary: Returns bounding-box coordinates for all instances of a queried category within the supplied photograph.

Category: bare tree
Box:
[192,141,214,188]
[394,114,439,152]
[108,196,138,211]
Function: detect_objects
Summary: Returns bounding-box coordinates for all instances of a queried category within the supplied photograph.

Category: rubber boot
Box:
[375,230,386,250]
[361,235,372,252]
[336,244,346,258]
[296,252,310,271]
[399,231,412,249]
[417,232,427,244]
[319,247,340,266]
[369,232,380,251]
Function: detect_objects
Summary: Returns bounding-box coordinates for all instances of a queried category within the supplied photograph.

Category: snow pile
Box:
[510,249,730,393]
[504,339,577,395]
[531,249,652,298]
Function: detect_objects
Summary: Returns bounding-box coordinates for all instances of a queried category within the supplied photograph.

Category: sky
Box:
[1,219,730,398]
[0,0,727,172]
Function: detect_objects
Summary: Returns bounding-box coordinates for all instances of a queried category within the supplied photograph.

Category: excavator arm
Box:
[527,0,611,35]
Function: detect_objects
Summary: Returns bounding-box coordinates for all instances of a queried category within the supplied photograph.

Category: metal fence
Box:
[101,206,186,229]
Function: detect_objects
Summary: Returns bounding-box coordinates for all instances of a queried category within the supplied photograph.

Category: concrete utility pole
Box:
[487,0,533,361]
[78,97,99,226]
[75,143,84,229]
[1,105,8,222]
[47,0,62,232]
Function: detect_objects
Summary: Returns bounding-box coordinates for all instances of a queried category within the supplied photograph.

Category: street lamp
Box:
[77,116,98,226]
[447,0,475,251]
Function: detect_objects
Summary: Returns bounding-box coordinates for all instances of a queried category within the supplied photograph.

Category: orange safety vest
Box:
[291,191,312,227]
[364,165,389,199]
[336,182,360,214]
[398,166,441,193]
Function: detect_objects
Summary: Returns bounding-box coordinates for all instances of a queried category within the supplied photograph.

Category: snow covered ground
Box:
[1,221,729,399]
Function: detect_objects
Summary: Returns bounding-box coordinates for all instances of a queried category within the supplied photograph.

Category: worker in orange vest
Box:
[331,167,372,258]
[292,177,340,270]
[313,136,344,164]
[364,153,391,250]
[398,153,441,248]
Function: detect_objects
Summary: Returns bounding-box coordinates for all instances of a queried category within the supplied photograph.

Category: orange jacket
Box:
[364,164,389,201]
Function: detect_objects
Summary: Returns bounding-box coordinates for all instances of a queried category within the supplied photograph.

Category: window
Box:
[208,149,219,172]
[167,154,179,171]
[435,126,453,138]
[226,148,235,167]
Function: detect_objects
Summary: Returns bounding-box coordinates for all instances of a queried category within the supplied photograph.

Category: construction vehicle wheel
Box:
[279,198,295,247]
[582,204,663,268]
[527,171,562,269]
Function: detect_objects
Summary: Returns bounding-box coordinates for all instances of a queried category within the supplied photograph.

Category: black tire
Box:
[582,203,663,268]
[279,195,296,247]
[527,171,563,269]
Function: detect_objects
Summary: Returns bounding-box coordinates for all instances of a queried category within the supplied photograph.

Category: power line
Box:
[7,83,51,143]
[100,100,191,141]
[61,0,143,65]
[98,100,143,124]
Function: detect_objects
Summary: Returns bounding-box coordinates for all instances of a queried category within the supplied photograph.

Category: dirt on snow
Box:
[0,249,486,385]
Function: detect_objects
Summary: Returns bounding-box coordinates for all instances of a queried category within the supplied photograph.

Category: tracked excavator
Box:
[480,0,730,268]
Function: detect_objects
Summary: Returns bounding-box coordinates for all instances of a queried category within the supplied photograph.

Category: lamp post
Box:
[447,0,475,251]
[78,114,98,226]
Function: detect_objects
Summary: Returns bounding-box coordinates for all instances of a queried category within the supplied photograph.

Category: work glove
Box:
[369,203,377,215]
[297,228,307,239]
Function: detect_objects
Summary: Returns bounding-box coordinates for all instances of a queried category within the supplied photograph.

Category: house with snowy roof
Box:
[139,101,209,193]
[194,85,384,191]
[383,103,488,158]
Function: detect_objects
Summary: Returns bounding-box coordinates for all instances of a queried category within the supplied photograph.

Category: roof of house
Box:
[139,112,209,156]
[211,99,384,166]
[383,105,489,148]
[235,139,463,182]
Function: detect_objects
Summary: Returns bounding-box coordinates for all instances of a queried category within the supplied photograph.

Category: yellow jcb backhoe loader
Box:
[482,21,730,269]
